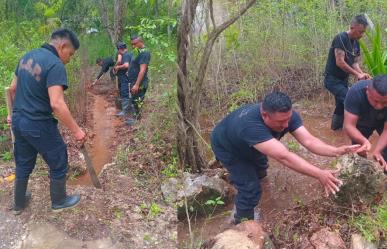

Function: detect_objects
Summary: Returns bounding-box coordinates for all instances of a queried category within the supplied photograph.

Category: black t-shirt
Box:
[116,51,132,76]
[325,32,360,80]
[13,44,68,120]
[127,48,151,87]
[344,80,387,128]
[211,103,303,164]
[96,57,115,79]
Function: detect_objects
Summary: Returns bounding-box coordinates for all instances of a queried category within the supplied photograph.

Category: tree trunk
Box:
[177,0,256,172]
[99,0,127,45]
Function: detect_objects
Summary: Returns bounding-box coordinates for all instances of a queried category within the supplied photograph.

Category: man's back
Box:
[13,46,68,120]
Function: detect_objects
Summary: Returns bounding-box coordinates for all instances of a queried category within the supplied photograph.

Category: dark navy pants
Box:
[211,136,267,221]
[117,74,129,99]
[324,75,348,115]
[12,113,68,180]
[129,82,147,115]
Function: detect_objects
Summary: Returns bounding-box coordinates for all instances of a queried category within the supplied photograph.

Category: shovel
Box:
[80,145,102,189]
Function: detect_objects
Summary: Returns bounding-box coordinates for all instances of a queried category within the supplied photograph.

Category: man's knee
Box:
[43,145,68,180]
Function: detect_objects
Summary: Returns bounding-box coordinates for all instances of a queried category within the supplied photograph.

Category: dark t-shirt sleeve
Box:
[289,111,303,132]
[46,63,68,90]
[331,33,346,51]
[138,51,151,65]
[344,87,362,116]
[122,53,130,65]
[240,124,274,147]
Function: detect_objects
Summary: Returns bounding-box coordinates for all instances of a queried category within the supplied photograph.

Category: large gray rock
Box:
[201,221,275,249]
[334,155,385,206]
[161,172,230,219]
[310,228,346,249]
[350,234,377,249]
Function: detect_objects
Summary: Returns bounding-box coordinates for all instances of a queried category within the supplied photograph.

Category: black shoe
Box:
[331,114,343,130]
[13,178,31,215]
[50,178,80,212]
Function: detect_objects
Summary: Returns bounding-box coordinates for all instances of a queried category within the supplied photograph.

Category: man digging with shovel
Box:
[211,91,360,224]
[7,28,86,214]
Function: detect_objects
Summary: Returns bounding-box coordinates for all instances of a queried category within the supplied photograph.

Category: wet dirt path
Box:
[74,93,116,186]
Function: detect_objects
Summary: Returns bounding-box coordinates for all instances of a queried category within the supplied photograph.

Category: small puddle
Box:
[73,94,115,186]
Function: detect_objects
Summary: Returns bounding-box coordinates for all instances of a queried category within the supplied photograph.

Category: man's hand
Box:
[131,84,140,95]
[317,169,343,197]
[7,115,12,125]
[356,72,372,81]
[74,129,86,145]
[355,140,372,157]
[91,79,98,86]
[372,152,387,171]
[335,144,361,155]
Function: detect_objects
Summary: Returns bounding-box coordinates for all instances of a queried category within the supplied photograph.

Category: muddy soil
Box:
[0,64,177,248]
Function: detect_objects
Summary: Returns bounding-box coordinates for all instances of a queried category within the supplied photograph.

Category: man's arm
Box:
[343,110,371,154]
[335,48,367,80]
[254,139,342,196]
[6,75,17,124]
[131,64,147,94]
[291,126,356,156]
[371,123,387,171]
[48,85,85,142]
[352,56,371,79]
[114,62,129,71]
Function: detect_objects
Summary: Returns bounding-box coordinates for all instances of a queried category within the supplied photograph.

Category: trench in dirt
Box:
[178,109,377,246]
[72,93,117,186]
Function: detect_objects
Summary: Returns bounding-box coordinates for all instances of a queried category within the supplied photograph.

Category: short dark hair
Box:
[130,34,141,41]
[116,41,127,49]
[51,28,80,50]
[262,91,292,113]
[371,75,387,96]
[351,15,368,27]
[96,58,102,64]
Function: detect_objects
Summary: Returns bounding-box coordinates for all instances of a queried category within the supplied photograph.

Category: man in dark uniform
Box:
[7,28,86,214]
[114,42,133,117]
[344,74,387,173]
[211,91,358,224]
[125,35,151,126]
[92,57,115,86]
[324,15,371,130]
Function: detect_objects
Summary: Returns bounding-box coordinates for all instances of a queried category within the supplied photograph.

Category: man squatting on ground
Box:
[344,75,387,173]
[114,42,133,117]
[125,35,151,126]
[92,57,115,86]
[7,28,86,214]
[211,91,360,224]
[324,14,371,130]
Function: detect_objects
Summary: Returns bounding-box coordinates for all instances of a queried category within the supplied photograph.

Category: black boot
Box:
[50,178,80,212]
[13,178,31,215]
[331,114,343,130]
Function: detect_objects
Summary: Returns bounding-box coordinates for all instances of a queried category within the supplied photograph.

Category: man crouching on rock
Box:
[343,74,387,173]
[210,91,358,224]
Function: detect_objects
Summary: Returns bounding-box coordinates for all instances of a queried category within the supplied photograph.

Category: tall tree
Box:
[176,0,257,172]
[98,0,128,45]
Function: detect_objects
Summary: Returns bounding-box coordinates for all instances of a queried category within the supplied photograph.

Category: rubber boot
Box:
[116,98,130,117]
[50,178,80,212]
[331,114,343,130]
[229,206,261,225]
[13,178,31,215]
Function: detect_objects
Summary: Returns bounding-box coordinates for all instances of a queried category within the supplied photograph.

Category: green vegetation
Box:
[352,199,387,242]
[360,23,387,76]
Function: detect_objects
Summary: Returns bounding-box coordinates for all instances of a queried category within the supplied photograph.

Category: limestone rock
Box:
[350,234,377,249]
[161,172,231,219]
[310,228,346,249]
[334,155,384,206]
[201,221,275,249]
